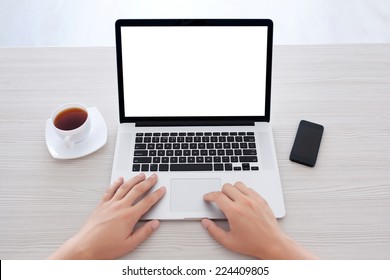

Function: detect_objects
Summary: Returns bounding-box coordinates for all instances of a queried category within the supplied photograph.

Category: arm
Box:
[48,173,166,260]
[202,182,318,260]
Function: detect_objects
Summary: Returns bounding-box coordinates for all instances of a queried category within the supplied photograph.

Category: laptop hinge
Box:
[135,120,255,127]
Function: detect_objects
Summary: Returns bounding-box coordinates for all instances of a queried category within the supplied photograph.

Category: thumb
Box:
[127,220,160,250]
[201,219,231,248]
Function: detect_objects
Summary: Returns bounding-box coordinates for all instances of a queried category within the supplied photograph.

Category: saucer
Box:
[45,107,107,159]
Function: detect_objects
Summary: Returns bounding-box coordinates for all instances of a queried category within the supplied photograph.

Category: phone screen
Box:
[289,120,324,167]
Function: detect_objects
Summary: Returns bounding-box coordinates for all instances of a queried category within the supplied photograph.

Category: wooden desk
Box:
[0,45,389,259]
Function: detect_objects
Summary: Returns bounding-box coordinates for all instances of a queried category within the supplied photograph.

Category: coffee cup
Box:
[51,103,91,148]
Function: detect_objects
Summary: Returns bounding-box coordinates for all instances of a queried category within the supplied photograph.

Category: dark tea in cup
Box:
[54,107,88,131]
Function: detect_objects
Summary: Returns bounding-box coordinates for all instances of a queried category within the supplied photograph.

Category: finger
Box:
[221,183,244,201]
[233,181,252,196]
[127,220,160,251]
[124,173,158,205]
[113,173,146,200]
[131,187,166,220]
[102,177,124,202]
[201,219,231,248]
[203,191,235,219]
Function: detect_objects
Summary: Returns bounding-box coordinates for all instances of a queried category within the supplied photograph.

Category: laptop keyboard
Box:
[132,132,260,172]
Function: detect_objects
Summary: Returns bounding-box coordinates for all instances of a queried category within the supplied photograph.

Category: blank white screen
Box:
[121,26,268,117]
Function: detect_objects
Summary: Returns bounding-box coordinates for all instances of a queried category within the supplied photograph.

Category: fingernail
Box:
[150,173,157,179]
[150,220,160,230]
[201,219,210,229]
[137,173,145,178]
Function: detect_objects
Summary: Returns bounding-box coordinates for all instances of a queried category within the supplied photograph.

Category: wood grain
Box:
[0,45,389,259]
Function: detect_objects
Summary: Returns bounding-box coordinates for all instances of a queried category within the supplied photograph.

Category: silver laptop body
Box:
[111,19,286,219]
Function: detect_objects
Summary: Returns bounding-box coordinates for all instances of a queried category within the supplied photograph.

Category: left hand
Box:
[48,173,166,259]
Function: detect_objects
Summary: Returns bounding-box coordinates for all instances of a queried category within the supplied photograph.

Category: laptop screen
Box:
[116,20,273,123]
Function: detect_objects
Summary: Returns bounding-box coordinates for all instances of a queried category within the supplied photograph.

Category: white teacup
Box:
[51,103,91,148]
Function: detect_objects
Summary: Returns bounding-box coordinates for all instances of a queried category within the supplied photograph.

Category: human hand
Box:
[48,173,166,259]
[202,182,317,259]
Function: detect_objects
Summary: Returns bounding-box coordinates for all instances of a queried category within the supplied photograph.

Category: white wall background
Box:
[0,0,389,46]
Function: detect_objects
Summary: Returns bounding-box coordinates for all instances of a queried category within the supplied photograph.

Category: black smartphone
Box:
[289,120,324,167]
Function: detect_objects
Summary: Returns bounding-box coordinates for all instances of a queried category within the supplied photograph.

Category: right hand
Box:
[201,181,318,259]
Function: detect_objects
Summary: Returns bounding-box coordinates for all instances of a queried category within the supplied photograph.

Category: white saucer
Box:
[45,107,107,159]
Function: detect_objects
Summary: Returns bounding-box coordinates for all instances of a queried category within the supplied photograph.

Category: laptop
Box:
[111,19,286,219]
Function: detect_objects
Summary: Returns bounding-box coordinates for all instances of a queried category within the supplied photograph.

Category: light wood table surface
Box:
[0,45,389,259]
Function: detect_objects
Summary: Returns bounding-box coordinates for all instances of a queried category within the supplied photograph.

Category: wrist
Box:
[47,234,92,260]
[256,232,318,260]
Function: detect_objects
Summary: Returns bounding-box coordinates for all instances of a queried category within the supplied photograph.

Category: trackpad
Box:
[170,178,221,212]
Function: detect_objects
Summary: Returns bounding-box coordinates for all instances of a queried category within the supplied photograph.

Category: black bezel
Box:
[115,19,273,126]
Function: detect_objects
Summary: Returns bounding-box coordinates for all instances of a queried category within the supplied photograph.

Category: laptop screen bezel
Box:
[115,19,273,125]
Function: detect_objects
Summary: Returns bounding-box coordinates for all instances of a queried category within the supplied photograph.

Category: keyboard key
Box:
[179,132,186,136]
[226,149,234,155]
[231,156,239,162]
[166,150,174,156]
[162,133,169,136]
[170,164,213,171]
[239,156,258,162]
[234,149,242,155]
[234,166,241,171]
[240,143,248,149]
[188,157,195,163]
[133,157,152,163]
[238,132,246,135]
[153,157,161,163]
[217,150,225,156]
[149,150,156,156]
[170,132,178,136]
[141,164,149,172]
[136,133,143,136]
[152,137,159,143]
[205,156,212,163]
[251,166,259,170]
[183,150,190,156]
[161,157,169,163]
[150,164,158,171]
[145,133,152,136]
[159,164,169,171]
[144,137,151,143]
[214,164,224,171]
[247,132,255,135]
[243,149,257,155]
[179,157,186,163]
[135,137,143,143]
[242,163,250,170]
[135,144,147,149]
[170,157,178,163]
[244,136,255,142]
[222,156,229,162]
[155,144,164,150]
[148,143,156,149]
[196,157,204,163]
[153,133,161,136]
[134,150,148,156]
[225,163,233,171]
[213,156,221,163]
[132,164,140,172]
[158,150,165,156]
[249,143,256,148]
